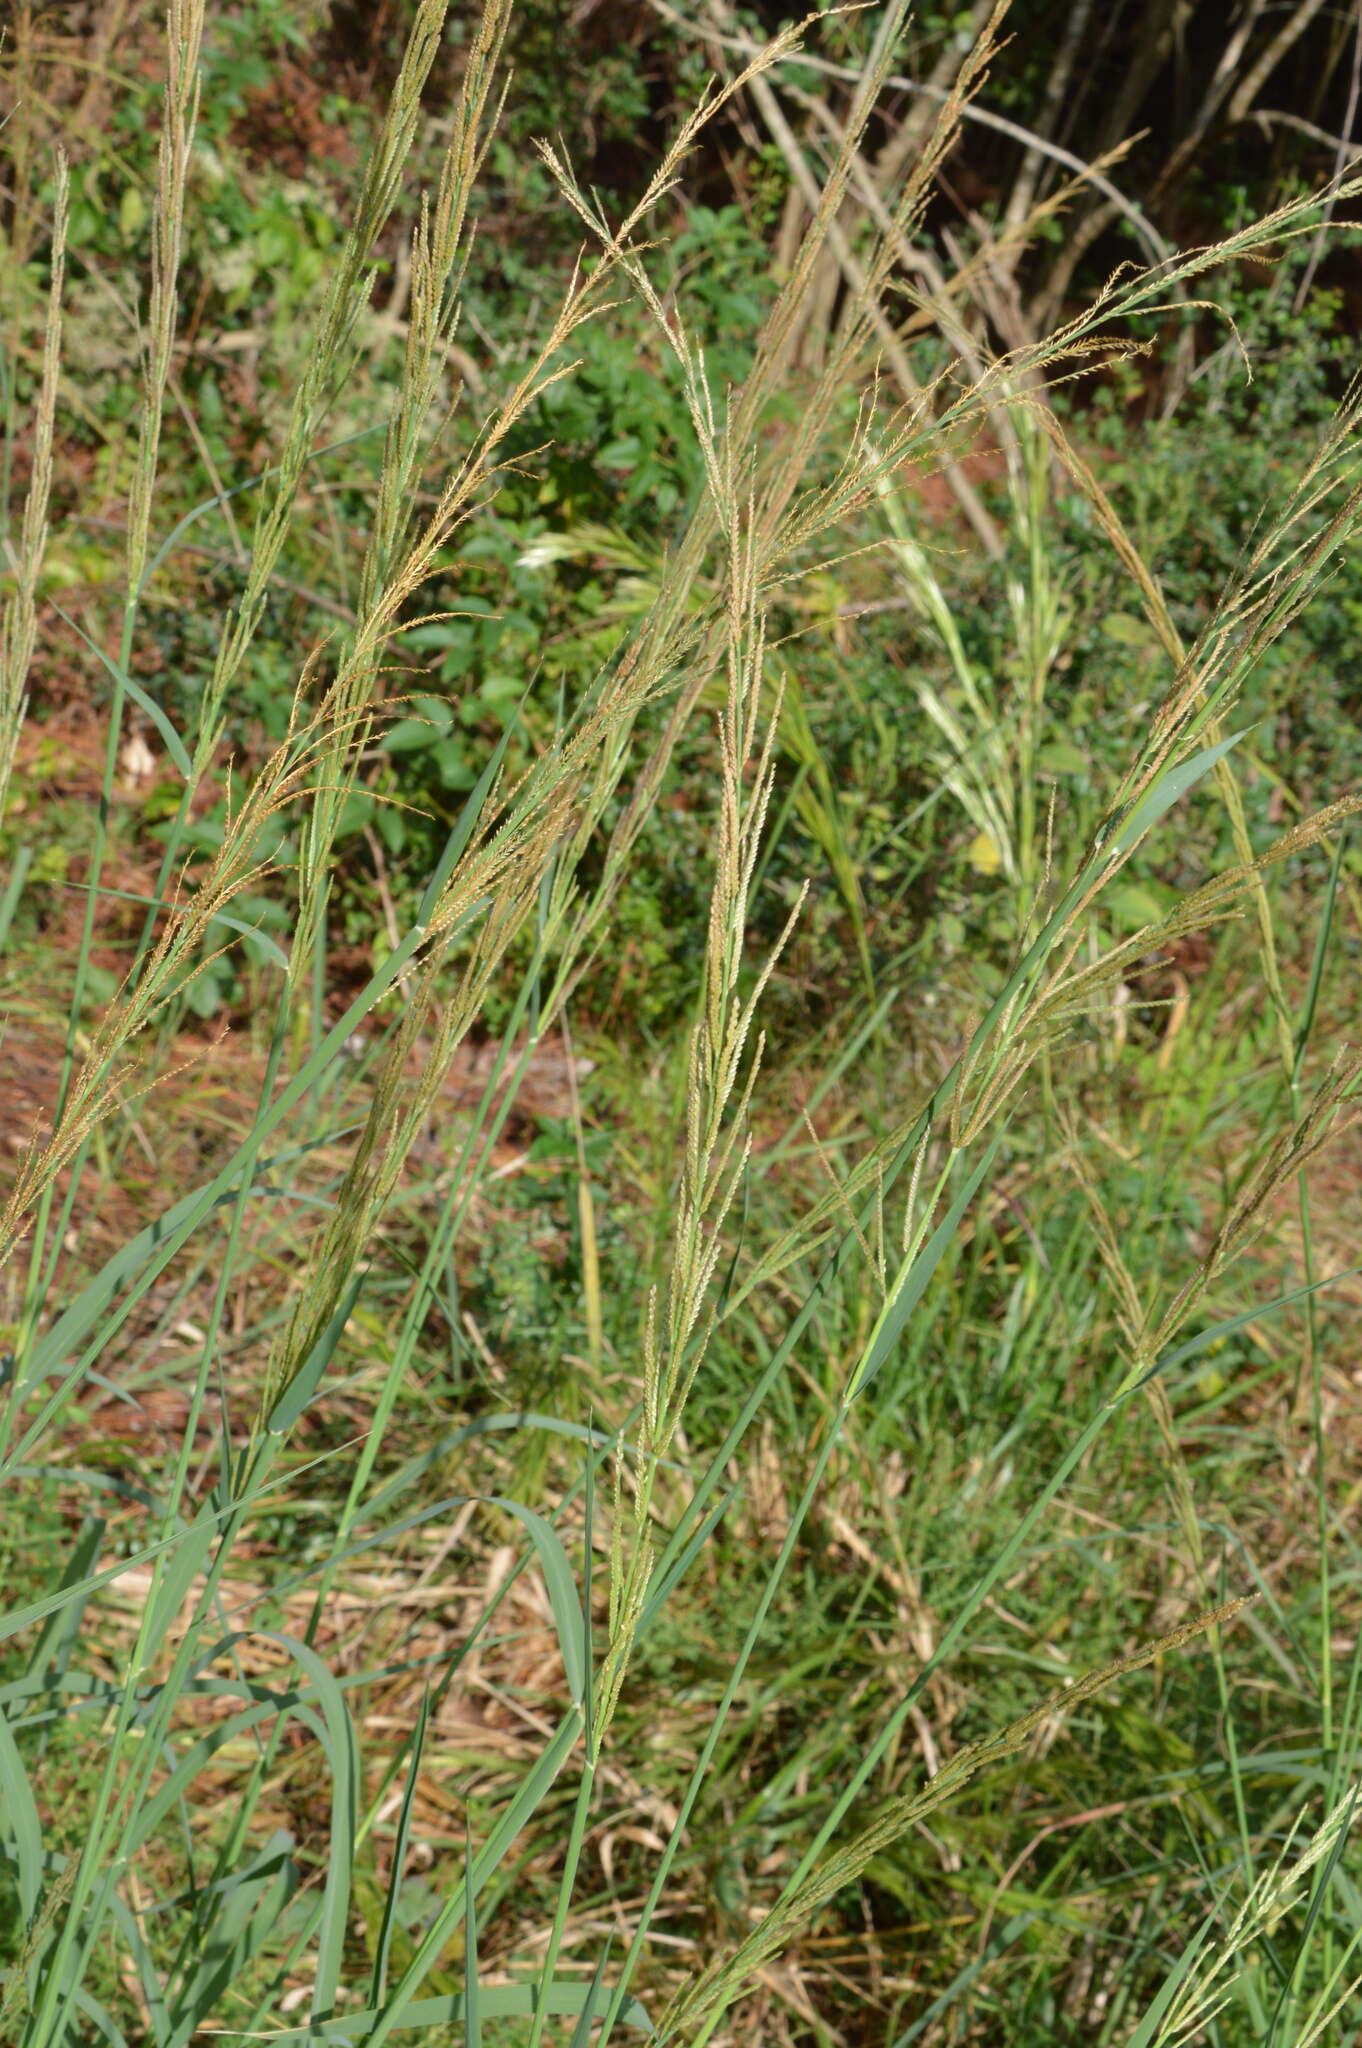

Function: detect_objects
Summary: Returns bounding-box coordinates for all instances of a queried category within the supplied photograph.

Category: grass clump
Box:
[2,3,1362,2043]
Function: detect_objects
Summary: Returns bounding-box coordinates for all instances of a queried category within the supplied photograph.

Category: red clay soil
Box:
[1,986,594,1300]
[228,57,362,181]
[898,438,1009,530]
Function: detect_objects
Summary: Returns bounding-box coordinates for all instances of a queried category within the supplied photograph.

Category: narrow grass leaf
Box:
[1294,829,1347,1077]
[361,1710,585,2047]
[23,1511,106,1693]
[358,1414,665,1529]
[144,1500,219,1652]
[72,1989,132,2048]
[1150,1264,1362,1381]
[485,1495,589,1704]
[25,1142,333,1386]
[267,1272,366,1434]
[851,1131,1003,1400]
[164,1834,297,2048]
[254,1637,359,2028]
[107,1893,171,2046]
[414,728,510,929]
[0,845,31,952]
[136,422,386,597]
[258,1982,652,2041]
[1110,729,1252,861]
[639,1488,737,1637]
[568,1944,616,2048]
[464,1822,481,2048]
[49,601,192,776]
[0,1710,43,1925]
[1125,1909,1225,2048]
[370,1691,430,2005]
[890,1912,1043,2046]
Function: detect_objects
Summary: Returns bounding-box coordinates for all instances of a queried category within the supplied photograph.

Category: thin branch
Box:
[1292,0,1362,309]
[732,43,1005,557]
[1226,0,1332,124]
[1001,0,1095,246]
[646,0,1173,267]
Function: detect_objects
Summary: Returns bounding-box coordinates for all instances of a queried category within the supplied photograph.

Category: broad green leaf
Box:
[1101,609,1161,648]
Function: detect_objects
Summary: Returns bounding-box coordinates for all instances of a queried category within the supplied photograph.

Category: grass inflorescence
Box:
[2,2,1361,2043]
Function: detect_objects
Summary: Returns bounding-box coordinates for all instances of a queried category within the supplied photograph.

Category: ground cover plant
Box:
[2,1,1362,2043]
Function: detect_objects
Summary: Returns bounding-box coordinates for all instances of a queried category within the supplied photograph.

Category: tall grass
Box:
[1,1,1360,2041]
